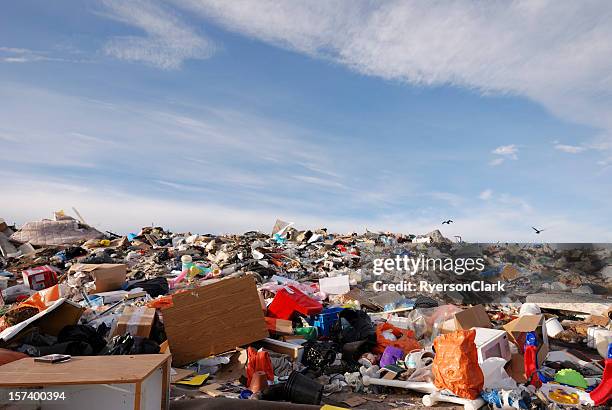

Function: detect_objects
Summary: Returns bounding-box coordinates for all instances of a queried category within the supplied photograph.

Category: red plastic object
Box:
[590,357,611,405]
[267,286,323,320]
[246,347,274,385]
[524,344,541,388]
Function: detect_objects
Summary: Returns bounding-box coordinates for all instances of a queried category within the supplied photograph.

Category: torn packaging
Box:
[163,276,269,366]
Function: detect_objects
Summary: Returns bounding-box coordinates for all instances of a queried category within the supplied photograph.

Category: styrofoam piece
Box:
[422,391,485,410]
[318,275,350,295]
[361,375,436,394]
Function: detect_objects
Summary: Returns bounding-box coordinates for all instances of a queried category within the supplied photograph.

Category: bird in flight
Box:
[442,220,453,225]
[532,226,545,234]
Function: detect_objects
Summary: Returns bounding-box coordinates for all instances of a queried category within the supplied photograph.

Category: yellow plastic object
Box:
[548,388,579,405]
[100,239,111,246]
[321,406,348,410]
[175,374,209,386]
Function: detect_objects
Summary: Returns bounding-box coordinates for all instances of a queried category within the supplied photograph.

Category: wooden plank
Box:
[163,276,268,366]
[0,354,169,386]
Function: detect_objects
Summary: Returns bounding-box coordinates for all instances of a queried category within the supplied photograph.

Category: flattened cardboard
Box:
[454,305,492,330]
[69,263,127,292]
[163,276,268,366]
[113,306,156,338]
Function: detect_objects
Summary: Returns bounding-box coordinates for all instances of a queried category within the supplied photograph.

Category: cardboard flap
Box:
[454,305,492,329]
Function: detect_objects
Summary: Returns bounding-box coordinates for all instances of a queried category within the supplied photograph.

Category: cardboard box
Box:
[264,317,293,335]
[503,314,549,366]
[69,263,127,292]
[22,265,58,291]
[163,276,269,366]
[454,305,492,330]
[0,298,84,344]
[114,306,156,338]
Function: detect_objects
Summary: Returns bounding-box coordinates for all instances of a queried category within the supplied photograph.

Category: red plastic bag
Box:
[246,347,274,385]
[432,329,484,400]
[374,322,421,355]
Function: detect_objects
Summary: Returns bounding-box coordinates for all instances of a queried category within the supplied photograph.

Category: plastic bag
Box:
[432,329,484,399]
[18,284,60,311]
[374,322,421,355]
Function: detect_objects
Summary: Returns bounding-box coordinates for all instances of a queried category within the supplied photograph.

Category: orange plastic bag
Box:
[432,329,484,400]
[18,284,60,311]
[374,322,421,355]
[246,347,274,385]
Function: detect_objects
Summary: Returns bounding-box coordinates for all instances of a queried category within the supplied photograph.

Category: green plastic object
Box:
[554,368,588,389]
[294,327,317,340]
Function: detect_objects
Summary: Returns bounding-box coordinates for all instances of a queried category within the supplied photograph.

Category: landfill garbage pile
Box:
[0,214,610,409]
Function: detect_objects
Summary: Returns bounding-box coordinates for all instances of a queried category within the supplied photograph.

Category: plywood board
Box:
[163,276,268,366]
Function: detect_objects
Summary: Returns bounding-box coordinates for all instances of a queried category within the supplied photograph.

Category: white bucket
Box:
[519,303,541,316]
[545,317,564,338]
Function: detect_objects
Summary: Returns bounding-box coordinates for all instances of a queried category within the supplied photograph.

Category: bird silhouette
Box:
[442,220,453,225]
[532,226,545,234]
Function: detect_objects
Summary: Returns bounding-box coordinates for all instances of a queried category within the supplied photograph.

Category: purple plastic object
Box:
[380,345,404,367]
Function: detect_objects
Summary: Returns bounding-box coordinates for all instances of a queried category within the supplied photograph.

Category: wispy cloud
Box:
[479,189,493,200]
[98,0,215,69]
[0,46,81,64]
[170,0,612,163]
[554,144,587,154]
[489,144,518,165]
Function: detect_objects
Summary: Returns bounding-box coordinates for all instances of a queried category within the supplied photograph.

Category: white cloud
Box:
[479,189,493,200]
[0,46,77,64]
[554,144,586,154]
[492,144,519,159]
[489,158,505,166]
[99,0,215,69]
[168,0,612,159]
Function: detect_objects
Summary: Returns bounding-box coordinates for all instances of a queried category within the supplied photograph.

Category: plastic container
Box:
[311,307,344,337]
[284,371,323,405]
[519,303,541,316]
[545,317,564,338]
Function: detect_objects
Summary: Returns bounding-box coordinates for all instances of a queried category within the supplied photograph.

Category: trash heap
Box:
[0,214,610,409]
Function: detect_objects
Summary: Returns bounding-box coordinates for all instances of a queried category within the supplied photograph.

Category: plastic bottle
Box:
[523,331,541,387]
[170,255,193,288]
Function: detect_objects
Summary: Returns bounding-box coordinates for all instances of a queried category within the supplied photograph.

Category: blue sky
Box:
[2,0,612,241]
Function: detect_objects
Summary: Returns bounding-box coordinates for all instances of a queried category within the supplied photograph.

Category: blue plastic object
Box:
[311,307,344,337]
[608,342,612,359]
